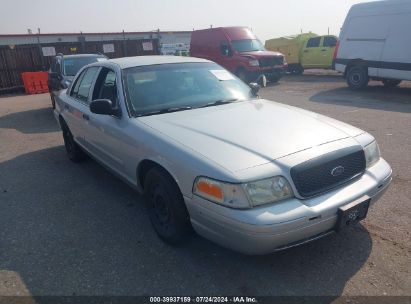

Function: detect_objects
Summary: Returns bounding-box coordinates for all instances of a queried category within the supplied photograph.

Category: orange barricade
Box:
[21,72,49,94]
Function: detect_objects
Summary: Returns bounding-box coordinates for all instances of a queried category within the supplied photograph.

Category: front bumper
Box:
[246,66,286,82]
[185,158,392,255]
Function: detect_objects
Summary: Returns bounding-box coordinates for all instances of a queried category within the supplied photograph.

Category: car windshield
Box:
[123,62,255,117]
[231,39,266,53]
[63,57,105,76]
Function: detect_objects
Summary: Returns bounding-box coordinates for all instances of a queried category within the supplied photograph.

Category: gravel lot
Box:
[0,72,410,298]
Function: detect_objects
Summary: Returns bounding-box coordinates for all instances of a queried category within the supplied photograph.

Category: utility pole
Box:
[122,30,128,57]
[37,27,45,70]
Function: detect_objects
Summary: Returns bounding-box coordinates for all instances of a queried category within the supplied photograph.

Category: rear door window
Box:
[306,37,321,48]
[323,36,337,47]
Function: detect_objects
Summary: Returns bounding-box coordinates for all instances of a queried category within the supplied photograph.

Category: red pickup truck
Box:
[190,27,286,84]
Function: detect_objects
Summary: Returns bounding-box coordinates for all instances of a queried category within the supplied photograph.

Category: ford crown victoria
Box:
[54,56,392,255]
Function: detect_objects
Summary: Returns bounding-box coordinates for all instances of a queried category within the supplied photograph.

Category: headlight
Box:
[243,176,293,207]
[364,141,380,168]
[193,177,250,209]
[249,59,259,67]
[193,176,293,209]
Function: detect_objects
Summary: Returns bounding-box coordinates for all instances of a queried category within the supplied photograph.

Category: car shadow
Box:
[310,85,411,113]
[0,146,372,297]
[283,73,343,83]
[0,107,60,134]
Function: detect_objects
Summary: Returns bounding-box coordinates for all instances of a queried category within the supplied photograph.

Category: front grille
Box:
[259,56,284,67]
[290,146,366,198]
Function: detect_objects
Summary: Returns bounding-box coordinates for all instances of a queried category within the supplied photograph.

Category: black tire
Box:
[144,167,192,245]
[61,120,86,163]
[382,79,401,87]
[289,64,304,75]
[346,66,369,90]
[50,93,56,109]
[235,68,248,83]
[268,75,279,83]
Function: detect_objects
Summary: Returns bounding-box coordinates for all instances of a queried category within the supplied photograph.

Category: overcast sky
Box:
[0,0,375,41]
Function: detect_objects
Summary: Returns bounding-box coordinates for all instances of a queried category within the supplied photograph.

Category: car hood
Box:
[138,99,364,172]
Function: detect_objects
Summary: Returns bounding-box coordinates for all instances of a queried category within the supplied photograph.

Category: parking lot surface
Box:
[0,72,410,297]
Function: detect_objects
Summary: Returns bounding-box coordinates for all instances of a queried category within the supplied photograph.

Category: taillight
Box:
[333,40,340,59]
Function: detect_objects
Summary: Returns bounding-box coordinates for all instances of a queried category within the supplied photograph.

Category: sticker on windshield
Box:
[209,70,234,81]
[97,58,107,62]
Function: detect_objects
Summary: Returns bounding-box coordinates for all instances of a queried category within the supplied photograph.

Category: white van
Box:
[334,0,411,89]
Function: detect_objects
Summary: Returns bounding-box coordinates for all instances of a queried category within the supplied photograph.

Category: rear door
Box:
[378,12,411,80]
[301,37,322,68]
[64,66,99,147]
[320,36,337,68]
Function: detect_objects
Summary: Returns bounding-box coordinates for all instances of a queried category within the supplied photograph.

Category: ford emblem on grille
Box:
[331,166,345,177]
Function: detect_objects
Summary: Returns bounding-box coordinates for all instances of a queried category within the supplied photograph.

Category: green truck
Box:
[265,33,337,74]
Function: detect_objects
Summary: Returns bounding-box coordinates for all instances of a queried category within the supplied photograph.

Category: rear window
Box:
[63,56,106,76]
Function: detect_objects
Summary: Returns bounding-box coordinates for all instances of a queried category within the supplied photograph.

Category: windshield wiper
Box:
[138,106,193,117]
[198,98,239,109]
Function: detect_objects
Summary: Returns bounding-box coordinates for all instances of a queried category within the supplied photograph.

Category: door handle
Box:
[83,113,90,121]
[321,49,327,52]
[304,50,309,53]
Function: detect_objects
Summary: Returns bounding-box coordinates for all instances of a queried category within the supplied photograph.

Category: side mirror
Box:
[249,82,261,96]
[48,72,60,90]
[49,72,59,79]
[90,99,119,116]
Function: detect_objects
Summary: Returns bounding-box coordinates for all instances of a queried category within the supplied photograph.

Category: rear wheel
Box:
[61,121,86,162]
[144,167,192,245]
[289,64,304,75]
[346,66,369,90]
[50,93,56,109]
[382,79,401,87]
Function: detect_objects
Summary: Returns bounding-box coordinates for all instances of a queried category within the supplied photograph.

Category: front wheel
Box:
[346,66,369,90]
[144,167,192,245]
[382,79,401,87]
[268,75,280,83]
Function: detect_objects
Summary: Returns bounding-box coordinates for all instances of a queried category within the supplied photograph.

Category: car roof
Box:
[107,55,212,69]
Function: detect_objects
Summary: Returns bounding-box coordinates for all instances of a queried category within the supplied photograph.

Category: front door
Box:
[301,36,322,68]
[84,67,128,176]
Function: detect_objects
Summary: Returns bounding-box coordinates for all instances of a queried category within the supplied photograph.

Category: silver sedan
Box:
[54,56,392,255]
